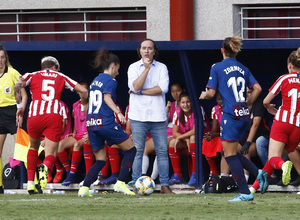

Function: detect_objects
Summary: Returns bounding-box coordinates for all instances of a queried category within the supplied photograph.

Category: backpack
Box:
[203,175,237,193]
[2,163,20,189]
[203,174,221,193]
[218,176,238,193]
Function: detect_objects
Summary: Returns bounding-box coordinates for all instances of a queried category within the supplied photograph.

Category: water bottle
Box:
[53,190,65,194]
[4,190,16,194]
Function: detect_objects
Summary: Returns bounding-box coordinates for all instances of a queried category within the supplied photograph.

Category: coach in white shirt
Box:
[127,39,174,194]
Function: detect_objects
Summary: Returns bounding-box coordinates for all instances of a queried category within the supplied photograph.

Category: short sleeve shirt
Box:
[206,58,258,121]
[173,108,195,134]
[86,73,117,129]
[73,100,87,138]
[0,66,21,107]
[22,69,77,117]
[270,72,300,127]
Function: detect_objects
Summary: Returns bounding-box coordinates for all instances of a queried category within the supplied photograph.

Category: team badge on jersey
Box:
[4,86,11,94]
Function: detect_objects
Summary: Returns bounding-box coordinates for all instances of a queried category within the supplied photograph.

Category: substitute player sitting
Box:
[57,82,94,186]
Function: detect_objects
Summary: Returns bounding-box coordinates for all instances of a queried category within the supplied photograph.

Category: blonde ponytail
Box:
[288,47,300,68]
[222,36,242,57]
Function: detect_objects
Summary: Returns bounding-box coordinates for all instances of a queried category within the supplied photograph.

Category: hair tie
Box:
[222,44,234,54]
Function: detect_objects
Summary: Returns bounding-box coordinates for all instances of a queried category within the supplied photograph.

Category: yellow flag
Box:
[14,128,30,162]
[13,128,44,162]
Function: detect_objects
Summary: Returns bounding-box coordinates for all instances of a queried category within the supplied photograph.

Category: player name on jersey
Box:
[223,65,245,75]
[288,77,300,84]
[90,80,103,88]
[40,72,57,78]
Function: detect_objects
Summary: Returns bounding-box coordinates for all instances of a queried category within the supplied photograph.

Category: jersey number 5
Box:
[227,77,246,102]
[42,79,55,101]
[88,90,103,114]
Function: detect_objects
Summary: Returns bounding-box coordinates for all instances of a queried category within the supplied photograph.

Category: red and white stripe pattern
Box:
[270,72,300,127]
[274,106,300,127]
[23,69,77,118]
[28,99,60,117]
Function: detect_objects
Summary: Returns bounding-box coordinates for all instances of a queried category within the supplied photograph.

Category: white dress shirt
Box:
[128,59,169,122]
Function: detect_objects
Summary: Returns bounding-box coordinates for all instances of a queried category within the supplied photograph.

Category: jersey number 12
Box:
[227,77,246,102]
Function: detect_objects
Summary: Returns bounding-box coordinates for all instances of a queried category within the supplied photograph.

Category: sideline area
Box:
[2,183,299,195]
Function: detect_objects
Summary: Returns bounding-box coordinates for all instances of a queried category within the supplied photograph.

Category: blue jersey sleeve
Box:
[206,63,218,91]
[245,68,258,89]
[103,78,117,97]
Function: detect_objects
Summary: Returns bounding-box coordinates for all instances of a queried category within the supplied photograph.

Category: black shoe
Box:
[154,178,160,185]
[276,179,286,186]
[268,176,279,185]
[290,176,300,186]
[35,184,43,194]
[0,186,3,194]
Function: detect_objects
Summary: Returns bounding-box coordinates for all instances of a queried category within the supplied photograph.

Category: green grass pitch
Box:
[1,192,300,219]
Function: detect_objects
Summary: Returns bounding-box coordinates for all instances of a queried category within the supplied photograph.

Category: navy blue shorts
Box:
[88,123,129,152]
[220,114,248,142]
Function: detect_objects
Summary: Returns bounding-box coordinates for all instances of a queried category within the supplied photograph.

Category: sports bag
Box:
[203,175,237,193]
[2,162,20,189]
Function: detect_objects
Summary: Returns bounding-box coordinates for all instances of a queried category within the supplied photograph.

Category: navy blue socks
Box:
[225,155,250,194]
[83,160,106,187]
[237,152,259,177]
[118,147,137,182]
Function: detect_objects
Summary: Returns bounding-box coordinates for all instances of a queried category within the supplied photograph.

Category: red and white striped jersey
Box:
[22,69,77,117]
[270,72,300,127]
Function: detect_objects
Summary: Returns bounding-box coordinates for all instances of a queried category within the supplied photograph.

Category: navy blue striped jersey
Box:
[86,73,117,129]
[206,58,258,120]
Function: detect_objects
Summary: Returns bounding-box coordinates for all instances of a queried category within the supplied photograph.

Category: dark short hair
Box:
[137,38,159,60]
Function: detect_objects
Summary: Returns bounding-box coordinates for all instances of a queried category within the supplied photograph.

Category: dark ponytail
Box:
[93,48,120,71]
[179,91,190,127]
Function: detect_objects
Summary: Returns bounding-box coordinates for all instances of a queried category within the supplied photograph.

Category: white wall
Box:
[0,0,299,41]
[194,0,300,40]
[0,0,171,41]
[1,0,299,41]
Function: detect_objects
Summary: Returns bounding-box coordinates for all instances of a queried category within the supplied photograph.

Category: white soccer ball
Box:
[135,176,155,196]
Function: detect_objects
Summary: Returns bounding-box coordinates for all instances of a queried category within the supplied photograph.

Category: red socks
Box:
[252,159,274,190]
[83,144,94,173]
[28,149,57,181]
[27,149,39,181]
[269,157,284,170]
[108,147,120,174]
[206,156,219,175]
[190,143,196,173]
[43,155,56,174]
[101,144,110,176]
[169,146,182,178]
[57,150,71,172]
[70,150,82,174]
[55,158,64,172]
